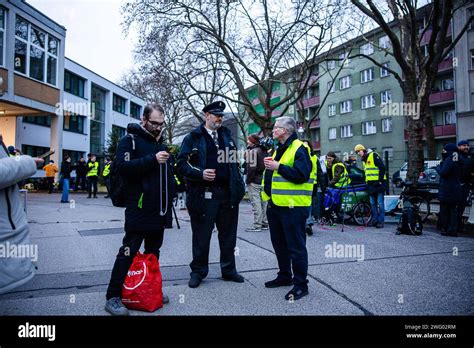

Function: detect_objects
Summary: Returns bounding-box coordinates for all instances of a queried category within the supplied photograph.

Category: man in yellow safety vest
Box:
[87,154,99,198]
[261,116,312,301]
[355,144,387,228]
[102,157,112,199]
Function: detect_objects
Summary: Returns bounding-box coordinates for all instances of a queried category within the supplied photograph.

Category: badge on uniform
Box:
[205,191,213,199]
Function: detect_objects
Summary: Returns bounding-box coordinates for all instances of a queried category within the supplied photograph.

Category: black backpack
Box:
[397,206,423,236]
[109,134,135,207]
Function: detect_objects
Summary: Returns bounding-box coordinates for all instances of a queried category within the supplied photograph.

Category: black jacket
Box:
[263,133,312,199]
[116,123,175,232]
[177,124,245,216]
[436,151,463,204]
[60,161,72,179]
[75,161,87,176]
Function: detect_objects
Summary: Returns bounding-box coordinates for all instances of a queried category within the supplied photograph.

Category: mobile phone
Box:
[38,149,55,159]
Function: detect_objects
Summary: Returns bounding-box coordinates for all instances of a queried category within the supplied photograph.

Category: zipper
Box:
[5,188,16,230]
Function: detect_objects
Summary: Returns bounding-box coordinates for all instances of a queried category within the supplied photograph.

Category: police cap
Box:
[202,101,226,116]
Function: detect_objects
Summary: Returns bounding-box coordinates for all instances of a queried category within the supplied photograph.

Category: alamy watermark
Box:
[55,100,95,119]
[217,148,256,167]
[0,242,38,262]
[380,102,420,120]
[324,242,365,261]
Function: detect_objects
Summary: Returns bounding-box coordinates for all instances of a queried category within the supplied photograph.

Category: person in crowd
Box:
[105,103,175,315]
[0,133,43,294]
[60,155,72,203]
[261,117,312,301]
[355,144,386,228]
[103,157,112,199]
[177,101,245,289]
[74,158,87,192]
[43,160,58,194]
[86,154,99,198]
[245,133,268,232]
[457,140,473,233]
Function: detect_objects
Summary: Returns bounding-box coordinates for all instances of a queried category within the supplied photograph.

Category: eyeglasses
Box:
[148,120,165,128]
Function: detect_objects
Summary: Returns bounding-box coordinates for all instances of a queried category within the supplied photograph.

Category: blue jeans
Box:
[369,192,384,223]
[61,178,70,202]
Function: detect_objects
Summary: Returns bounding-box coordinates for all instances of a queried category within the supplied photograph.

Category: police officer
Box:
[262,116,312,301]
[177,101,245,288]
[355,144,387,228]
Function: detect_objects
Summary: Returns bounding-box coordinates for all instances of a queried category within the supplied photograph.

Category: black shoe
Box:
[306,226,314,236]
[376,222,384,228]
[93,196,98,198]
[60,200,69,203]
[265,277,293,288]
[285,287,309,301]
[188,276,202,288]
[104,195,109,198]
[222,273,244,283]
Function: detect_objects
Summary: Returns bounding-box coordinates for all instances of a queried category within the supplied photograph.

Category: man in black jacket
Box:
[457,140,473,232]
[177,101,245,289]
[105,103,175,316]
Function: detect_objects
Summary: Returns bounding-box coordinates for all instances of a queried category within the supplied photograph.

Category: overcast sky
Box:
[27,0,137,83]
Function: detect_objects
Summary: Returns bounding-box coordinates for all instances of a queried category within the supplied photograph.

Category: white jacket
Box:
[0,142,37,294]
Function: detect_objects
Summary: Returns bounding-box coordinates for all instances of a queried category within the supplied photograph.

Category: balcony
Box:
[438,57,453,72]
[309,118,320,129]
[429,89,454,106]
[403,124,456,140]
[297,95,320,110]
[420,25,452,45]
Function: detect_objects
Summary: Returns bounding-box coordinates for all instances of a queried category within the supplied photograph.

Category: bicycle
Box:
[387,182,432,223]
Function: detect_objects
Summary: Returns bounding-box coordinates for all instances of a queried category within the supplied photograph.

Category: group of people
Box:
[31,153,112,202]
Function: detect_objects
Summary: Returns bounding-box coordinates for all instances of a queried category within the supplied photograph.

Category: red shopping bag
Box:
[121,252,163,312]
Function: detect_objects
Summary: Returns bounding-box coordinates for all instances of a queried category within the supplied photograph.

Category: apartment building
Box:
[0,0,145,166]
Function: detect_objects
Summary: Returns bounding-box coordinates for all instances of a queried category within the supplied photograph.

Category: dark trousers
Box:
[46,177,54,193]
[439,202,459,234]
[75,174,86,191]
[106,229,164,300]
[457,185,470,232]
[267,202,309,291]
[189,187,239,279]
[104,176,111,197]
[87,176,98,197]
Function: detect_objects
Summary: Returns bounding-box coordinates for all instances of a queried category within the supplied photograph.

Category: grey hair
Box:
[275,116,296,134]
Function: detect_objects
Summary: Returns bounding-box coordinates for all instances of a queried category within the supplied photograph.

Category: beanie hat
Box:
[443,143,458,152]
[457,140,469,146]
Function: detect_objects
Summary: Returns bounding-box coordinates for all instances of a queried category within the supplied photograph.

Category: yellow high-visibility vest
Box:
[87,162,99,177]
[363,152,387,182]
[261,139,313,207]
[103,163,111,177]
[326,161,351,187]
[311,154,318,186]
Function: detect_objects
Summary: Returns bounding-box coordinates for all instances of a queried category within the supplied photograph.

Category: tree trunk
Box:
[405,90,424,183]
[422,102,436,159]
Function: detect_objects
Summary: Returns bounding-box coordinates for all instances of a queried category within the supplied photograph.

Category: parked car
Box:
[418,167,440,195]
[398,160,441,184]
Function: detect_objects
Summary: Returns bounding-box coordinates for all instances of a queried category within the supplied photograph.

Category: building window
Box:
[361,94,376,109]
[112,124,126,138]
[63,113,85,133]
[382,147,393,161]
[64,70,85,98]
[382,117,392,133]
[360,42,374,55]
[340,125,353,138]
[380,62,390,77]
[113,94,127,114]
[441,78,454,91]
[360,68,374,83]
[340,100,352,114]
[327,60,336,70]
[22,144,50,167]
[130,102,141,120]
[328,104,337,117]
[362,121,377,135]
[329,127,337,140]
[338,52,350,66]
[380,90,392,104]
[327,81,335,93]
[14,16,59,86]
[22,115,51,127]
[339,75,351,90]
[443,110,456,125]
[468,8,474,31]
[379,35,391,50]
[0,8,5,67]
[471,49,474,69]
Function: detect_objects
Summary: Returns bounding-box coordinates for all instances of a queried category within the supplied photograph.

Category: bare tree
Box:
[122,0,349,136]
[349,0,473,181]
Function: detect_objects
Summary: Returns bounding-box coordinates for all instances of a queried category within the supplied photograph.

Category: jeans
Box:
[106,229,164,300]
[61,178,69,202]
[267,202,309,291]
[369,192,385,223]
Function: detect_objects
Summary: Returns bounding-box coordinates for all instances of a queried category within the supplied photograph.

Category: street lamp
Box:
[297,125,304,138]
